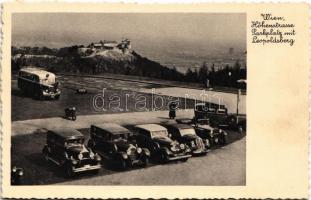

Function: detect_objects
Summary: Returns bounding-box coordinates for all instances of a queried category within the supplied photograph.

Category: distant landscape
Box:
[12,39,246,89]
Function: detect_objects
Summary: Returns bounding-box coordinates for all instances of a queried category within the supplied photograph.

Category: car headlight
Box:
[127,148,132,155]
[191,141,195,147]
[18,170,23,176]
[12,167,17,172]
[205,139,210,146]
[219,129,222,133]
[78,153,83,160]
[137,148,142,154]
[180,144,185,149]
[122,153,128,159]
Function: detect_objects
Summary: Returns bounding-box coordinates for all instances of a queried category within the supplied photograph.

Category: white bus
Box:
[18,67,61,100]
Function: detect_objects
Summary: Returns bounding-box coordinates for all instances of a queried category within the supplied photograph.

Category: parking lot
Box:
[11,74,246,185]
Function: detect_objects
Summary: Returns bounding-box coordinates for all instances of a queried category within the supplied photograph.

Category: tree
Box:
[198,61,208,84]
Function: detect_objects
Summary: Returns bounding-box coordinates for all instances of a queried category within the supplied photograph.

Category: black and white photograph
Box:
[11,13,246,185]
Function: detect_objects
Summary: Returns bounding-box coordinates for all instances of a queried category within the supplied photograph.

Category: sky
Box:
[12,13,246,65]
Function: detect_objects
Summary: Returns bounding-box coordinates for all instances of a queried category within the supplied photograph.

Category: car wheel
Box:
[65,164,74,178]
[181,158,188,162]
[221,135,228,145]
[142,157,149,167]
[160,153,168,164]
[72,116,77,121]
[119,159,127,170]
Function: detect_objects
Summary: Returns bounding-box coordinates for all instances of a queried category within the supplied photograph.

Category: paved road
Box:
[12,109,194,136]
[140,87,246,114]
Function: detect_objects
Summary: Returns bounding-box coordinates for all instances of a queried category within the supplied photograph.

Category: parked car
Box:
[194,103,229,127]
[193,124,228,146]
[87,123,150,169]
[18,67,61,100]
[42,129,101,177]
[176,118,228,147]
[133,124,192,163]
[164,123,208,155]
[11,166,23,185]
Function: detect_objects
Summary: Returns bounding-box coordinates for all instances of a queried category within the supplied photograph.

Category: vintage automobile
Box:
[176,118,228,147]
[11,166,23,185]
[76,88,87,94]
[164,123,208,155]
[133,124,192,162]
[42,129,101,177]
[87,123,150,169]
[193,124,228,146]
[194,102,229,127]
[18,67,61,100]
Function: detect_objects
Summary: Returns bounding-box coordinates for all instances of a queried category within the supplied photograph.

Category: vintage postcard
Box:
[1,2,309,199]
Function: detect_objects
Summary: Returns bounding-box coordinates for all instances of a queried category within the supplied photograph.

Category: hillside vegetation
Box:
[11,45,246,89]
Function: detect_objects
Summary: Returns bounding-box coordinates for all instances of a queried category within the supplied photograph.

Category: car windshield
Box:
[65,138,83,146]
[111,133,128,141]
[151,130,168,138]
[179,128,196,136]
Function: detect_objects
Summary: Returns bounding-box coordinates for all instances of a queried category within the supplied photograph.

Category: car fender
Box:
[160,147,171,155]
[142,148,150,156]
[154,142,160,149]
[87,139,95,149]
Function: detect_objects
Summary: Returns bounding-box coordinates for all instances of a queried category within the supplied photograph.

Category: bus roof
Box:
[20,67,56,79]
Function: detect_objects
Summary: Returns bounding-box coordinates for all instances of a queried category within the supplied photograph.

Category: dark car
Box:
[42,129,101,177]
[87,123,150,169]
[175,118,227,147]
[165,124,208,156]
[194,103,229,127]
[11,166,23,185]
[193,124,228,146]
[76,88,87,94]
[133,124,192,163]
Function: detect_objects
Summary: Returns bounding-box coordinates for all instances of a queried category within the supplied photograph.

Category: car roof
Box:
[134,124,167,132]
[196,124,213,130]
[195,102,226,109]
[168,123,193,129]
[92,123,130,134]
[49,129,84,140]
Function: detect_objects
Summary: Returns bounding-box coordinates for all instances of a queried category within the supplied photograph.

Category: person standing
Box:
[169,102,177,119]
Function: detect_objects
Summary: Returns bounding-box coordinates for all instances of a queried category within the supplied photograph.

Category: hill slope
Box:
[11,46,185,81]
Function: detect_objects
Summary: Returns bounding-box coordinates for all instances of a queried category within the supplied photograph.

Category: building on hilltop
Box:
[88,39,131,52]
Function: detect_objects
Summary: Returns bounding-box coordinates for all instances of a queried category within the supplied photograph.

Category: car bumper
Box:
[192,148,208,155]
[72,164,101,173]
[128,159,145,166]
[167,153,192,161]
[42,91,61,98]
